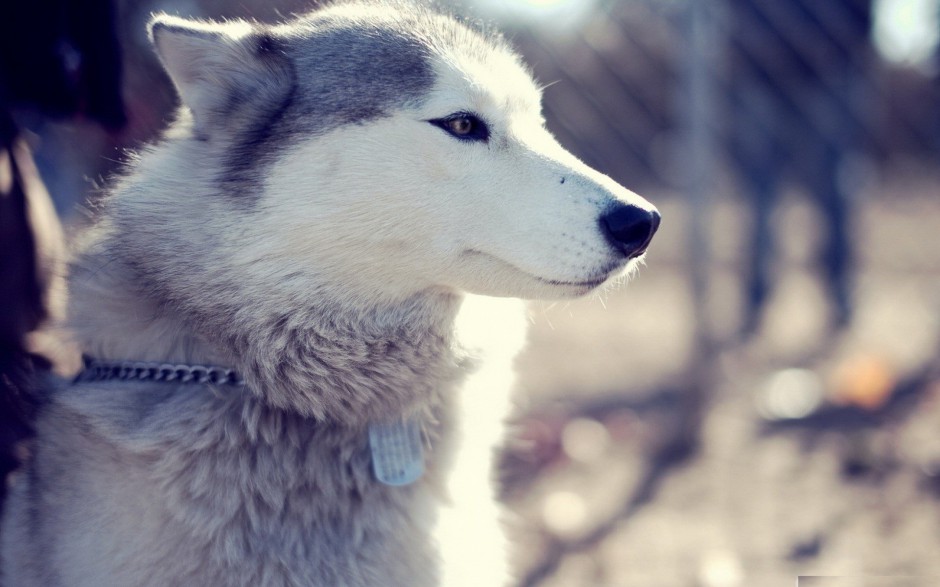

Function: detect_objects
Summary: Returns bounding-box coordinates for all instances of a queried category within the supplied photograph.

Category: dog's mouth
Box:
[540,274,608,289]
[461,250,618,292]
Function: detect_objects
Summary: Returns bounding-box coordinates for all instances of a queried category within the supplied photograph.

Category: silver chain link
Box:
[76,356,245,387]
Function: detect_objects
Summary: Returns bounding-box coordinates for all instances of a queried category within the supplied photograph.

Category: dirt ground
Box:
[504,165,940,587]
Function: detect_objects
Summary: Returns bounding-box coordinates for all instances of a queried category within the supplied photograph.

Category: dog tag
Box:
[369,418,424,486]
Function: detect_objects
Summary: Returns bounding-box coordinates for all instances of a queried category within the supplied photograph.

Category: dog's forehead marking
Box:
[222,4,540,204]
[284,26,432,125]
[282,3,539,121]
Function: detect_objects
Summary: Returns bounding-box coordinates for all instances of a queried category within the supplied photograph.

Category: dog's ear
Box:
[149,15,290,137]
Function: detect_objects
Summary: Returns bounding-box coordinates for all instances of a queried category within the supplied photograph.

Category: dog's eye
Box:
[429,113,489,142]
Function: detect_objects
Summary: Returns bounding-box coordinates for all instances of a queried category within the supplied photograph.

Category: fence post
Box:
[681,0,719,348]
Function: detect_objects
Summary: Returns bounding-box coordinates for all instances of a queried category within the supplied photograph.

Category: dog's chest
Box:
[32,385,453,587]
[149,399,448,585]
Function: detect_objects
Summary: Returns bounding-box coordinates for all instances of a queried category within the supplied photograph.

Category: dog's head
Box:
[143,2,658,307]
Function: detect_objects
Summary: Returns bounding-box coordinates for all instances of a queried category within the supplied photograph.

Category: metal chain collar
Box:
[76,358,426,486]
[76,356,245,387]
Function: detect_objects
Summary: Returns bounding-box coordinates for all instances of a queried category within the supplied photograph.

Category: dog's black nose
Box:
[600,205,661,258]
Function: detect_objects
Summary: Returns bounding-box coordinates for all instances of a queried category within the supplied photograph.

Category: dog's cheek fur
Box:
[256,120,464,299]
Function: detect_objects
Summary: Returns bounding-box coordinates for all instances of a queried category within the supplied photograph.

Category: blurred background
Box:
[2,0,939,585]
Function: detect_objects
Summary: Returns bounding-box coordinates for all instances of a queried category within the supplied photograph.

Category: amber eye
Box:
[449,117,474,135]
[429,112,490,142]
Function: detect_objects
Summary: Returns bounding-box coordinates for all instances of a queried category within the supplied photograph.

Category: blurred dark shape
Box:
[840,442,879,479]
[0,0,126,129]
[787,532,824,561]
[919,460,940,497]
[0,113,60,515]
[0,0,125,516]
[727,0,874,334]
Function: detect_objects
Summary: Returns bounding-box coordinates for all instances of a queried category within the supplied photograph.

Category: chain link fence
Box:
[489,0,938,188]
[480,0,939,340]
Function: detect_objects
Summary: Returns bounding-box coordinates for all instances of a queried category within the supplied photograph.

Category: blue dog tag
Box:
[369,418,425,486]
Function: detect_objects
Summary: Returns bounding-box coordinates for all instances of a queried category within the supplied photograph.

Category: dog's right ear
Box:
[149,15,290,137]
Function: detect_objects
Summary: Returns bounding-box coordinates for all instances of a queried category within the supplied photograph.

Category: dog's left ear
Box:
[149,15,290,137]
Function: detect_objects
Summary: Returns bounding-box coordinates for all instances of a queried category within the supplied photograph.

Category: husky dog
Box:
[0,2,659,586]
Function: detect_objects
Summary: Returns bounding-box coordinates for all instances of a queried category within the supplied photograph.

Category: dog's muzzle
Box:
[600,204,661,259]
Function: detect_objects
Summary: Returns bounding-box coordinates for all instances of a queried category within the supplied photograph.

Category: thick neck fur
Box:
[68,227,473,427]
[68,231,233,368]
